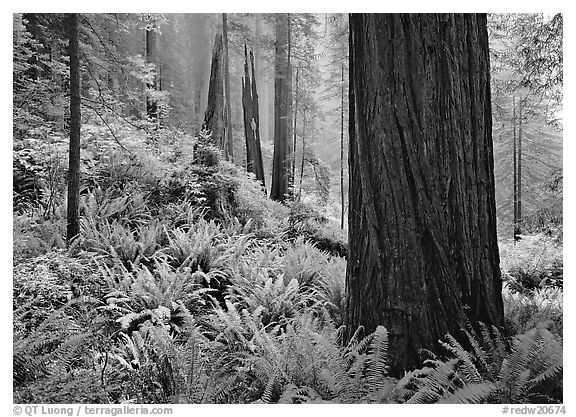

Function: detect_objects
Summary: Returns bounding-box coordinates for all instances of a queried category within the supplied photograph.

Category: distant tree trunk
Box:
[292,66,300,182]
[253,16,269,145]
[298,109,307,198]
[24,14,43,80]
[340,63,345,230]
[242,45,266,187]
[270,14,293,202]
[145,22,159,124]
[222,13,233,160]
[66,13,81,243]
[513,96,519,239]
[287,15,294,183]
[518,98,523,232]
[50,38,66,131]
[345,13,505,377]
[196,14,210,126]
[202,34,226,152]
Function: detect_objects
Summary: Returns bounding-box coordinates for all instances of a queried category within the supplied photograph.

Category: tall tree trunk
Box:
[345,13,504,377]
[242,45,266,187]
[196,14,210,126]
[298,109,307,198]
[222,13,233,161]
[292,66,299,182]
[513,96,519,239]
[66,13,81,243]
[270,14,293,202]
[24,14,43,80]
[287,15,294,185]
[145,22,159,124]
[202,34,226,152]
[340,63,345,230]
[518,97,523,229]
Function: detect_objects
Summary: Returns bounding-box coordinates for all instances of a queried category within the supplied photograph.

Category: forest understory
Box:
[12,136,564,404]
[13,13,563,405]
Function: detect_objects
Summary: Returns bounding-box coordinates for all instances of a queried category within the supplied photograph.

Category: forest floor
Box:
[13,137,563,404]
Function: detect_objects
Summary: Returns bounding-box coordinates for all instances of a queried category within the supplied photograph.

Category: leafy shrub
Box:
[285,200,348,257]
[14,368,114,403]
[503,283,563,336]
[500,234,563,291]
[13,251,99,334]
[13,212,66,264]
[13,148,45,212]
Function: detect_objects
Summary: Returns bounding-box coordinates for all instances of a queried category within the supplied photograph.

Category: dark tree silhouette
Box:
[344,13,505,377]
[66,13,81,243]
[145,18,159,123]
[270,13,293,202]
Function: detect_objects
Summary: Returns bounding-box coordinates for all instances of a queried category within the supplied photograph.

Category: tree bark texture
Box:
[517,98,523,227]
[513,96,519,239]
[66,13,81,243]
[242,45,266,187]
[345,13,504,377]
[270,14,293,202]
[340,63,345,230]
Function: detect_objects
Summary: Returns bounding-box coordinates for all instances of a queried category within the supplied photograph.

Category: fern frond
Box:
[438,382,497,404]
[364,326,389,393]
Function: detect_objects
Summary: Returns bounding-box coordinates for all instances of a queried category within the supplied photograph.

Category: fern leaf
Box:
[438,382,497,404]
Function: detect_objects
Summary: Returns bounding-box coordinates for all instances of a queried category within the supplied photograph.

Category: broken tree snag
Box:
[242,44,266,187]
[202,33,226,155]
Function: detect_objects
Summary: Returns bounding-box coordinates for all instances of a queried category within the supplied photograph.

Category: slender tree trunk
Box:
[24,14,43,80]
[518,97,523,229]
[340,63,345,230]
[287,14,293,185]
[222,13,233,161]
[66,13,81,243]
[145,22,159,124]
[197,14,210,126]
[298,109,306,198]
[513,96,519,239]
[242,45,266,187]
[345,13,504,377]
[292,67,299,182]
[253,16,268,144]
[270,14,293,202]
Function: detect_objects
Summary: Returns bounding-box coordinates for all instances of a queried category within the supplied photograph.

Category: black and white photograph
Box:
[11,9,564,410]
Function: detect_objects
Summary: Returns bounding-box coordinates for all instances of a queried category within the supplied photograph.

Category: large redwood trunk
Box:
[270,14,293,202]
[345,13,504,377]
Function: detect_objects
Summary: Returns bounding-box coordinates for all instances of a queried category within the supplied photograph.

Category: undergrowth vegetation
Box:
[13,128,562,404]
